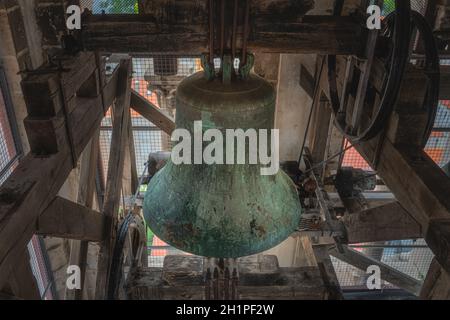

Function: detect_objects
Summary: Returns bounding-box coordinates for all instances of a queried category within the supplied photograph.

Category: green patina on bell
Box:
[143,58,301,258]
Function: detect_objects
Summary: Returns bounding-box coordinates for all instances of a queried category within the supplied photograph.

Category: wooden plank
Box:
[331,246,422,295]
[95,59,132,299]
[36,196,104,242]
[82,14,364,55]
[130,90,175,135]
[343,202,423,244]
[0,60,120,289]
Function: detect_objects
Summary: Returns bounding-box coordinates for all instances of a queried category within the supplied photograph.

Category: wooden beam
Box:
[355,141,450,273]
[439,65,450,100]
[81,14,364,55]
[337,65,450,274]
[308,100,333,165]
[36,196,104,242]
[21,52,97,117]
[0,59,119,289]
[66,132,101,300]
[130,90,175,135]
[0,292,21,300]
[299,64,315,99]
[420,258,450,299]
[343,202,423,244]
[331,246,422,295]
[7,249,40,300]
[123,115,139,197]
[95,59,132,299]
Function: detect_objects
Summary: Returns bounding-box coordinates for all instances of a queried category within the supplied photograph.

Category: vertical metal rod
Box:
[220,0,225,59]
[241,0,250,66]
[209,0,215,64]
[232,0,238,60]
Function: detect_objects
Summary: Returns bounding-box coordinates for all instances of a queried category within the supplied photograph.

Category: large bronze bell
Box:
[143,59,301,258]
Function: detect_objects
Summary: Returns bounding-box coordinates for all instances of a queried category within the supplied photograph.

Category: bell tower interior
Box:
[0,0,450,302]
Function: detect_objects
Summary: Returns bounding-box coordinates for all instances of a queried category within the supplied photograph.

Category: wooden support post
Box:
[95,59,132,300]
[65,132,100,300]
[0,59,120,289]
[331,246,422,295]
[122,115,138,197]
[65,58,103,300]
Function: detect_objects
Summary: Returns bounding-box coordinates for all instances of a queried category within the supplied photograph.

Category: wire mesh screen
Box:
[80,0,139,14]
[99,124,112,180]
[332,239,433,290]
[147,237,187,268]
[99,56,202,180]
[425,131,450,167]
[382,0,428,15]
[0,70,20,186]
[424,62,450,168]
[132,56,202,174]
[341,140,373,171]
